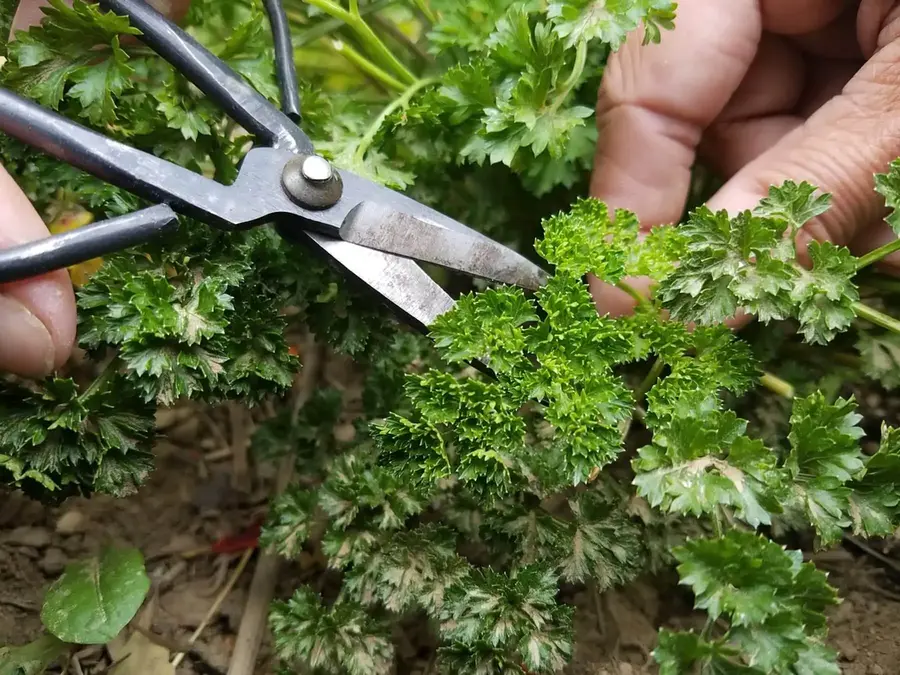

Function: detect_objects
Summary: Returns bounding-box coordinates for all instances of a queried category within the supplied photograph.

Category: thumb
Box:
[0,167,77,378]
[705,32,900,263]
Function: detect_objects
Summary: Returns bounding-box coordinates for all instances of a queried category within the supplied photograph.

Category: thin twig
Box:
[170,548,254,668]
[844,533,900,576]
[227,336,323,675]
[229,402,252,492]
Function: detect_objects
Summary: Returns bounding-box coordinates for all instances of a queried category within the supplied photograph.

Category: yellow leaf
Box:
[48,206,103,287]
[108,631,174,675]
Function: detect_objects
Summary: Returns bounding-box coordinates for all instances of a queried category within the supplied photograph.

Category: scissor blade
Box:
[339,202,549,291]
[300,232,456,333]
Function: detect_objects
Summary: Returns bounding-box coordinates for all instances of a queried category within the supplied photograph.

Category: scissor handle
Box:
[0,206,177,284]
[98,0,313,155]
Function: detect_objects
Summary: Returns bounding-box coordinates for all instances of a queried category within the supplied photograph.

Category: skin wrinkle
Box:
[589,0,900,320]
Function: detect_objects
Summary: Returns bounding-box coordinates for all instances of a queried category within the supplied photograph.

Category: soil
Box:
[4,377,900,674]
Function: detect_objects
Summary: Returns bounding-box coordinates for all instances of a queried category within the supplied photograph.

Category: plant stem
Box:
[410,0,436,24]
[615,279,647,307]
[303,0,416,85]
[759,371,795,400]
[80,357,120,401]
[371,13,432,66]
[634,357,665,403]
[328,39,407,91]
[856,237,900,270]
[288,0,395,47]
[354,76,438,162]
[853,300,900,335]
[549,39,588,112]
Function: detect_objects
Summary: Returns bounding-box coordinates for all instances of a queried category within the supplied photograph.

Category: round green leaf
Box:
[40,546,150,644]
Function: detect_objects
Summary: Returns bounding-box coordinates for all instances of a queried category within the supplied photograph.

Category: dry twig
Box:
[171,547,254,668]
[227,335,323,675]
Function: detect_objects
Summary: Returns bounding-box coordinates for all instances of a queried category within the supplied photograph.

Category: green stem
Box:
[303,0,416,85]
[634,357,665,403]
[853,300,900,335]
[615,279,647,307]
[354,76,438,162]
[410,0,437,24]
[759,371,795,400]
[856,238,900,270]
[549,39,588,112]
[328,39,406,91]
[80,357,120,402]
[371,13,432,65]
[289,0,395,47]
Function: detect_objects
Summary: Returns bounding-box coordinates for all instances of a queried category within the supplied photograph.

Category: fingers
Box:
[589,0,762,316]
[10,0,52,33]
[0,167,76,378]
[590,0,763,227]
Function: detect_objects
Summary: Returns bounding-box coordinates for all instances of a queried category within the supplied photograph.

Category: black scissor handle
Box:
[0,205,177,284]
[97,0,313,154]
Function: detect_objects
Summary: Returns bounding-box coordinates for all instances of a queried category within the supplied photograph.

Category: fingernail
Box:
[0,294,55,378]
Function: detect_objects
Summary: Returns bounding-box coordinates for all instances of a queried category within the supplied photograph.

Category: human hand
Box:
[0,2,79,379]
[590,0,900,319]
[1,0,190,378]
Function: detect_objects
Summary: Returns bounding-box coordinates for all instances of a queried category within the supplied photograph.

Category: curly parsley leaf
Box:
[658,181,859,345]
[547,0,677,49]
[438,564,573,675]
[657,531,839,674]
[0,374,154,502]
[270,588,395,675]
[633,411,786,528]
[785,393,865,545]
[874,158,900,235]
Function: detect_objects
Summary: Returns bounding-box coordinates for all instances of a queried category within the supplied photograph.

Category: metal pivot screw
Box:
[282,154,343,210]
[301,155,334,183]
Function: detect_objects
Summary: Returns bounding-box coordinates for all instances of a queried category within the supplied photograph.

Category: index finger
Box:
[589,0,764,227]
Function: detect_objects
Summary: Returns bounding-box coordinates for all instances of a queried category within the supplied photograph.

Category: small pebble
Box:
[869,665,884,675]
[38,547,68,576]
[55,509,86,535]
[4,526,51,548]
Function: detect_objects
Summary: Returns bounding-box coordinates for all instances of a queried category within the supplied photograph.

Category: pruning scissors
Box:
[0,0,547,334]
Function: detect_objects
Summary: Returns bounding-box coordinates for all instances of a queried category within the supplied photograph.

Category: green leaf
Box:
[489,490,646,589]
[439,564,573,674]
[634,411,786,527]
[848,424,900,538]
[653,630,763,675]
[667,531,839,673]
[857,329,900,390]
[0,634,68,675]
[753,180,831,232]
[535,197,642,282]
[874,158,900,235]
[261,488,320,559]
[341,525,470,616]
[270,588,394,675]
[658,183,858,345]
[791,241,859,345]
[547,0,677,49]
[0,0,15,56]
[41,547,150,644]
[786,392,866,545]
